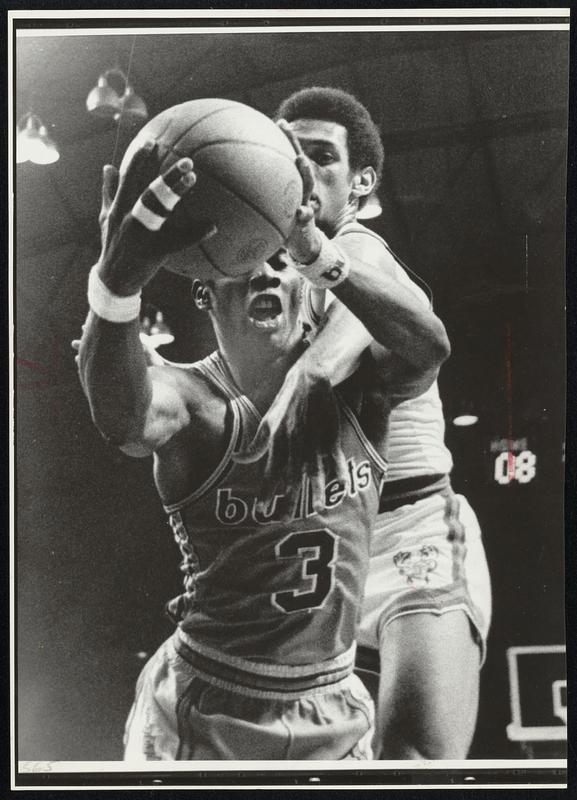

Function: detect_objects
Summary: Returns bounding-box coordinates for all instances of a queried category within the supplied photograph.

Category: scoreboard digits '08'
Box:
[489,437,539,486]
[493,449,537,485]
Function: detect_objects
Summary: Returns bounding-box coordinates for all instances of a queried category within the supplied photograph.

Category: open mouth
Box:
[248,294,283,328]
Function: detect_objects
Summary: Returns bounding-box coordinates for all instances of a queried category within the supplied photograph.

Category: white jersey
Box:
[302,221,453,483]
[385,381,452,481]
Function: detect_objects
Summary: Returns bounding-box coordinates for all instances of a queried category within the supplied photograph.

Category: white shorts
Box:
[358,489,492,662]
[124,633,375,761]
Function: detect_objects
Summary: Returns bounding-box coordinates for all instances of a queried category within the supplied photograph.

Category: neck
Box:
[218,335,306,413]
[319,199,359,238]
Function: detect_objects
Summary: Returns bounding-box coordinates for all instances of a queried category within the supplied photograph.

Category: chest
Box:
[154,391,242,505]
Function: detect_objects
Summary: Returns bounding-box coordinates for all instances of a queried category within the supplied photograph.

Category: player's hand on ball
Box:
[97,142,217,294]
[277,120,322,266]
[234,359,348,514]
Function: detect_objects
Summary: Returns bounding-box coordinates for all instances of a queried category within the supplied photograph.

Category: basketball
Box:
[119,98,303,278]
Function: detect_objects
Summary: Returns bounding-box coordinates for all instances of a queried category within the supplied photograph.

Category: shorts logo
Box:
[393,545,439,584]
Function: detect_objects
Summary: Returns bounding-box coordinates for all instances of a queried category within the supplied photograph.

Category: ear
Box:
[350,166,376,201]
[191,279,212,311]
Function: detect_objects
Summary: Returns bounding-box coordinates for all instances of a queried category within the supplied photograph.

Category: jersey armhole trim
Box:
[210,351,262,425]
[163,401,241,513]
[337,396,388,476]
[162,354,247,513]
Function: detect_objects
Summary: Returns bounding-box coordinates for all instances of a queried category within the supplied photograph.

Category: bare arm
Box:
[302,293,372,383]
[80,313,193,453]
[299,269,448,403]
[78,142,214,454]
[328,232,450,384]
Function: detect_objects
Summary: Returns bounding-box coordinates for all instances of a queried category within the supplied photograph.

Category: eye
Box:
[312,151,336,166]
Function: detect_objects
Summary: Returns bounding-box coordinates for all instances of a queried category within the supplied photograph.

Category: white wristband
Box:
[292,231,350,289]
[87,266,142,323]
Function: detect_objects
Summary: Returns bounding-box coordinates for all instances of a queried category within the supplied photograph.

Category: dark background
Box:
[15,25,567,760]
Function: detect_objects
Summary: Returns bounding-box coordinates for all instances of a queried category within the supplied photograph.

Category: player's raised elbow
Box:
[89,399,148,449]
[409,318,450,373]
[83,376,151,448]
[430,321,451,366]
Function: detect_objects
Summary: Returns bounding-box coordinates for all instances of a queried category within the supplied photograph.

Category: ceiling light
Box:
[16,113,60,165]
[115,86,148,123]
[452,413,479,427]
[86,73,123,119]
[140,310,174,349]
[87,69,148,124]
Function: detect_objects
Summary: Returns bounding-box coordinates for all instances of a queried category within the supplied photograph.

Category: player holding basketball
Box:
[77,129,449,759]
[240,87,492,759]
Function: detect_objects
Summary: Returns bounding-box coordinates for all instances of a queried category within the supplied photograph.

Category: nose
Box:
[267,249,290,271]
[249,261,282,291]
[303,156,320,187]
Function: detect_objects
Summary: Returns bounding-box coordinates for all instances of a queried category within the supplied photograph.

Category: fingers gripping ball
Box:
[132,166,192,231]
[120,99,303,278]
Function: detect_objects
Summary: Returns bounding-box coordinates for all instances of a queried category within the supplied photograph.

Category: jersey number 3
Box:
[272,529,338,613]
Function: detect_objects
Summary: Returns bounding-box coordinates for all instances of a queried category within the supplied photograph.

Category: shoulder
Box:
[146,361,208,410]
[150,351,224,402]
[336,223,430,306]
[121,356,225,457]
[335,222,395,267]
[149,360,204,393]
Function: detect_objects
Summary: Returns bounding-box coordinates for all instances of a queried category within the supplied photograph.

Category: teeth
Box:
[249,295,281,317]
[251,318,280,329]
[248,295,282,329]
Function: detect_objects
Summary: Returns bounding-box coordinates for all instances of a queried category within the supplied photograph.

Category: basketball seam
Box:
[210,163,289,240]
[157,102,297,254]
[173,138,296,165]
[168,104,243,152]
[197,239,231,278]
[155,115,178,145]
[178,155,295,241]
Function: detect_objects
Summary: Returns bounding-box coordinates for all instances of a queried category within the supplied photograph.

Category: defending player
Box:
[77,130,449,759]
[239,87,492,759]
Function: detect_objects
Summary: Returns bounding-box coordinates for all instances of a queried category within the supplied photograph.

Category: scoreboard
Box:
[490,437,537,485]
